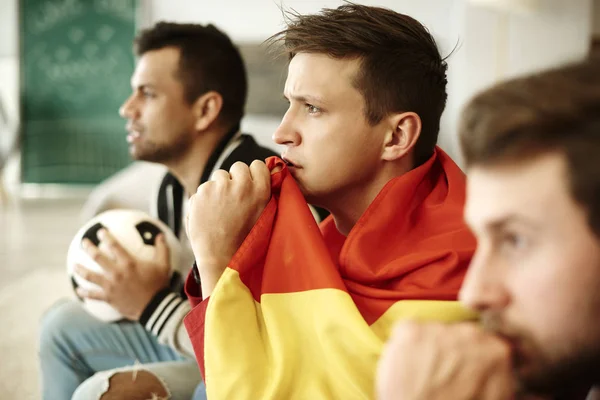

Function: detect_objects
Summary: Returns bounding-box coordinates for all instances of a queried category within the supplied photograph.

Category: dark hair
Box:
[135,22,247,131]
[460,60,600,236]
[267,4,448,166]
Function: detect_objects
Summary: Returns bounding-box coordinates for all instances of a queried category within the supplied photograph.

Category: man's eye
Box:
[501,233,527,252]
[306,104,320,114]
[143,90,155,98]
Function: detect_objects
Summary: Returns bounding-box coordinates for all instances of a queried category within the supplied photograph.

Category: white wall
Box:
[463,0,591,86]
[147,0,457,45]
[0,0,19,155]
[0,0,18,57]
[594,0,600,36]
[0,0,20,195]
[446,0,593,160]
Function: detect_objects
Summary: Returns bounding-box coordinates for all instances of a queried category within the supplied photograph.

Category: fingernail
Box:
[81,239,90,250]
[98,229,106,240]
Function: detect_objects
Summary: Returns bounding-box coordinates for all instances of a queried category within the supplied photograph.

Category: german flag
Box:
[185,148,477,399]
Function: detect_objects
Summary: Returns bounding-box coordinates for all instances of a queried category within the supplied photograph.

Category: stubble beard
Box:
[483,313,600,398]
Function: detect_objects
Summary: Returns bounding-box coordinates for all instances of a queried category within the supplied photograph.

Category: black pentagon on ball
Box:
[81,222,105,247]
[71,276,82,300]
[135,221,163,246]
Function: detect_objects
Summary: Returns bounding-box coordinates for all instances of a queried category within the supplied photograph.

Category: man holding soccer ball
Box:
[38,22,278,400]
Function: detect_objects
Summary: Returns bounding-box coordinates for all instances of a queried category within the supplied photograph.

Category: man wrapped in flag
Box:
[184,4,477,399]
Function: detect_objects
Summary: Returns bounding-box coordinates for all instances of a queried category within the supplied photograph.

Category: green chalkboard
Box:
[20,0,137,184]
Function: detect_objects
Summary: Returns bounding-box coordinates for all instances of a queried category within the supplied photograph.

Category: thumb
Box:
[155,233,171,267]
[184,197,195,237]
[184,213,190,238]
[271,165,283,175]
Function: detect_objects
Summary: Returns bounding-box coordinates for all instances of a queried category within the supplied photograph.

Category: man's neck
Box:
[325,161,413,236]
[166,129,226,197]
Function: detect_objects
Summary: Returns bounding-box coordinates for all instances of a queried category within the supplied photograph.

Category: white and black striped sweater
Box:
[138,130,279,358]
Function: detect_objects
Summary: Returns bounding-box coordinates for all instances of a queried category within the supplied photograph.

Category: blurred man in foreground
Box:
[377,59,600,400]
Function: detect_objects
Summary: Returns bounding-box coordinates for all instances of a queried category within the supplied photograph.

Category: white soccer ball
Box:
[66,209,182,322]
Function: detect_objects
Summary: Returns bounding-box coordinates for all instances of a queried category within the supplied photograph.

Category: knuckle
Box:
[195,183,209,196]
[392,320,421,342]
[490,339,511,360]
[212,169,230,181]
[457,322,482,338]
[453,323,486,347]
[90,250,102,262]
[230,161,248,171]
[195,183,205,194]
[250,160,268,174]
[101,234,114,246]
[107,243,119,255]
[77,268,89,280]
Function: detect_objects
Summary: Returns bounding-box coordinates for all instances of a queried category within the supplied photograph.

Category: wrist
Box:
[195,261,227,300]
[193,255,230,271]
[139,287,173,326]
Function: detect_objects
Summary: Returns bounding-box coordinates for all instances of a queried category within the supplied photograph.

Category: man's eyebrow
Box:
[132,82,157,90]
[484,214,541,232]
[283,93,327,105]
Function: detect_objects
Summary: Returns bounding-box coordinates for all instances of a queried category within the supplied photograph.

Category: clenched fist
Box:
[186,160,274,299]
[376,321,515,400]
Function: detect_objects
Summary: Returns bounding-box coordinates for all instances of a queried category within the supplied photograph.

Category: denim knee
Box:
[39,299,86,358]
[73,369,171,400]
[193,381,207,400]
[71,370,110,400]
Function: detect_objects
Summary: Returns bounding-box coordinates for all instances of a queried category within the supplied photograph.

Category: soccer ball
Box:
[66,209,182,322]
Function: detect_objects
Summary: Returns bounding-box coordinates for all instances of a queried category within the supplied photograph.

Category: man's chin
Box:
[285,174,330,207]
[128,145,141,160]
[516,355,600,398]
[290,176,308,195]
[297,186,319,204]
[129,147,158,163]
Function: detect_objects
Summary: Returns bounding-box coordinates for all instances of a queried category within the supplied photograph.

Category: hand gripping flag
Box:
[185,148,477,399]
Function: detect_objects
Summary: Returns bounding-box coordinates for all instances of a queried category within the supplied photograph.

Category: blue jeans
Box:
[39,299,206,400]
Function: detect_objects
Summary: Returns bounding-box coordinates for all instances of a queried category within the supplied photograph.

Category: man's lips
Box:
[126,125,143,143]
[126,131,141,143]
[281,157,301,168]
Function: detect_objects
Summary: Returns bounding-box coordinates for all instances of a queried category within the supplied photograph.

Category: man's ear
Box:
[192,91,223,131]
[381,111,421,162]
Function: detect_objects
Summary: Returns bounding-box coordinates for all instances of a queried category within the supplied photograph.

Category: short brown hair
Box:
[135,22,247,131]
[268,4,448,166]
[460,60,600,235]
